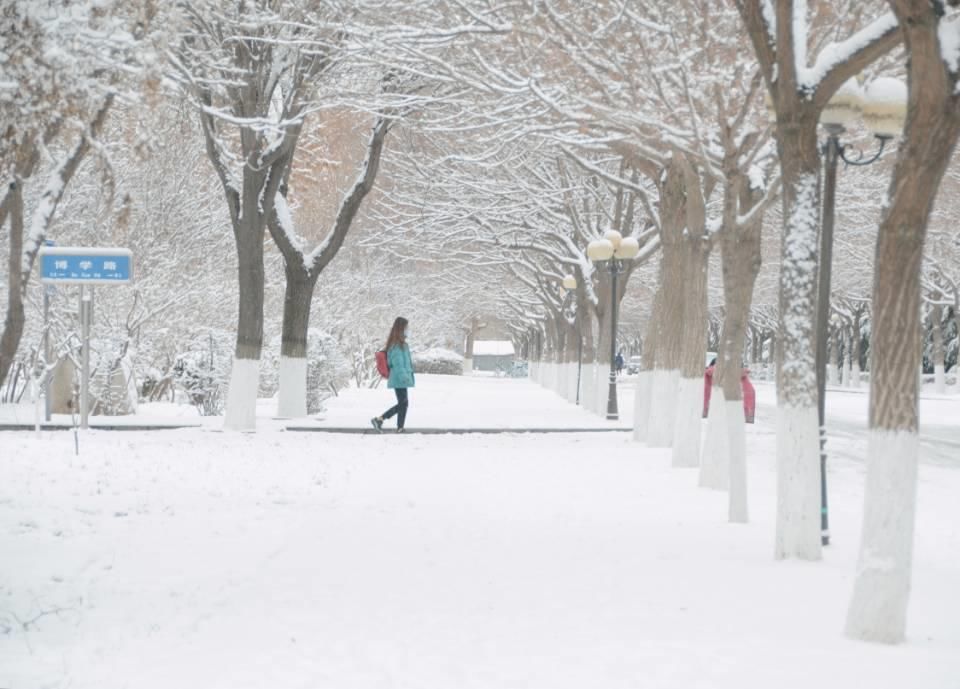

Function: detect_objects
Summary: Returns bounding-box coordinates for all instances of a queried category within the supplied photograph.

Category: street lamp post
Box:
[813,77,908,546]
[587,230,640,420]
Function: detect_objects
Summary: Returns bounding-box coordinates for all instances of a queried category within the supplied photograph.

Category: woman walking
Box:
[371,317,415,433]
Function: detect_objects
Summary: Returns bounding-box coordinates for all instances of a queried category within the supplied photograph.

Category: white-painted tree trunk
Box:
[554,361,566,397]
[699,388,729,489]
[579,362,592,409]
[596,366,612,416]
[671,376,703,467]
[463,358,473,375]
[276,356,307,418]
[586,362,598,411]
[845,430,919,644]
[774,405,822,560]
[646,368,680,447]
[224,357,260,431]
[934,364,946,395]
[727,400,749,523]
[851,362,861,389]
[591,365,604,415]
[567,362,579,403]
[632,370,653,442]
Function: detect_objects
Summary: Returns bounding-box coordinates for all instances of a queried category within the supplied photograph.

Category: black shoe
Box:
[371,417,383,432]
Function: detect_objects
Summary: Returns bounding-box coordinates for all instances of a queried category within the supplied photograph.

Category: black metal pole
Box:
[607,262,619,420]
[817,127,841,547]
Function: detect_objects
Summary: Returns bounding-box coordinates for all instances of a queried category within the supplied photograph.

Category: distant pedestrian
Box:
[615,351,624,375]
[371,316,416,433]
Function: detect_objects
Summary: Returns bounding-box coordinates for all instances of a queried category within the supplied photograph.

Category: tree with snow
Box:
[735,0,902,560]
[846,0,960,645]
[0,0,160,390]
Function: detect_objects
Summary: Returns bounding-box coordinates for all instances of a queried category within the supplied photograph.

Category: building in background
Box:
[471,340,515,372]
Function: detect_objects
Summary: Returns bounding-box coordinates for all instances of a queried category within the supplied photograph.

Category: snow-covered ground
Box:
[2,374,959,688]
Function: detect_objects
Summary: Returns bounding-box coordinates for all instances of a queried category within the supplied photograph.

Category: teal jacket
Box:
[387,344,415,389]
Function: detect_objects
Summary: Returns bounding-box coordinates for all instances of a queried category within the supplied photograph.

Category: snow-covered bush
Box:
[160,328,234,416]
[412,347,463,375]
[261,329,352,413]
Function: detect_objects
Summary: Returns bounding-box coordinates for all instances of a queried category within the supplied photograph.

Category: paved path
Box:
[286,425,631,434]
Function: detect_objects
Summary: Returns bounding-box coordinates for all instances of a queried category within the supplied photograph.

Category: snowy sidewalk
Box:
[298,374,632,432]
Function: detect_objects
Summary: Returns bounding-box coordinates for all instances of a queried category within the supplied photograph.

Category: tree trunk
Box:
[852,310,863,389]
[701,191,763,518]
[672,234,710,467]
[276,268,318,418]
[223,205,266,430]
[930,303,946,394]
[563,316,579,402]
[773,120,823,561]
[553,315,568,397]
[0,181,26,389]
[633,283,663,441]
[647,159,688,445]
[464,316,482,375]
[830,325,842,386]
[846,3,960,644]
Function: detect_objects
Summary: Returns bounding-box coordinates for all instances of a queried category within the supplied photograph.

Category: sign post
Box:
[38,247,133,429]
[42,239,56,422]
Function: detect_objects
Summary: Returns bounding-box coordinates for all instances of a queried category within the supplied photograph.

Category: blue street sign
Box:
[43,240,57,295]
[39,247,133,285]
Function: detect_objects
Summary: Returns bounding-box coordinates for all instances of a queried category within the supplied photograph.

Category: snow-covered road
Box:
[1,375,958,688]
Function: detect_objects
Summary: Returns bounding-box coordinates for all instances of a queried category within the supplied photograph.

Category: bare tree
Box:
[0,1,158,389]
[735,0,901,560]
[846,0,960,644]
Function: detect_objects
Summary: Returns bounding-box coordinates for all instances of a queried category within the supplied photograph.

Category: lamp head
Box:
[820,78,863,128]
[614,236,640,259]
[587,238,615,262]
[863,77,907,139]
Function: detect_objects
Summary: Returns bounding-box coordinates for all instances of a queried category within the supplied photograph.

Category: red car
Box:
[703,363,756,423]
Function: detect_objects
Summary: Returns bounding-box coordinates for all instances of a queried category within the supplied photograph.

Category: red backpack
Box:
[375,350,390,378]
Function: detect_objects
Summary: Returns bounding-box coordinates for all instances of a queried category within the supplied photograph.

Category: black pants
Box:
[382,388,408,428]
